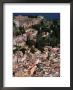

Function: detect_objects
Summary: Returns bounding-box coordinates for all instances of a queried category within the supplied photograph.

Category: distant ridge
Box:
[13,13,60,20]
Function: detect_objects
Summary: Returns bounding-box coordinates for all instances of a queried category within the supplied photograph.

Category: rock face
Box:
[13,15,60,77]
[14,15,43,29]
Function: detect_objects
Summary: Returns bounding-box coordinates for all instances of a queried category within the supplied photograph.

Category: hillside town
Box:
[13,15,60,77]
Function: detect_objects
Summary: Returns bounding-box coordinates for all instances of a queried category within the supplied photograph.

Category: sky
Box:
[13,13,60,20]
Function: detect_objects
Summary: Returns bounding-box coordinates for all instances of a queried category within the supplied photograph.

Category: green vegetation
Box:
[13,17,60,50]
